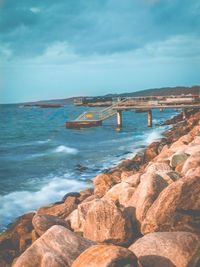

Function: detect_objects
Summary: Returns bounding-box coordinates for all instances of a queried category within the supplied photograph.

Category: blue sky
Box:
[0,0,200,103]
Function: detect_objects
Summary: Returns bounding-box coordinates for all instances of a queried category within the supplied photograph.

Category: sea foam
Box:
[54,145,78,155]
[0,177,85,231]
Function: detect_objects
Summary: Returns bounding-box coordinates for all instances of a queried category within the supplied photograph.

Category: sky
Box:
[0,0,200,103]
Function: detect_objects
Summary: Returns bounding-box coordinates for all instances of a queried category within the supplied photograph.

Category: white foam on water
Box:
[0,176,85,231]
[54,145,78,155]
[145,128,164,144]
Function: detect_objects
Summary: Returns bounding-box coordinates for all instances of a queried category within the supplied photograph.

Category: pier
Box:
[66,95,200,129]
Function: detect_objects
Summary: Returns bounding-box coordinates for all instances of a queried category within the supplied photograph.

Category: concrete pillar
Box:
[182,109,187,120]
[117,110,122,128]
[147,109,152,127]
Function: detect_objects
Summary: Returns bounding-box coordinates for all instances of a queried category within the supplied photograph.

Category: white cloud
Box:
[30,7,41,14]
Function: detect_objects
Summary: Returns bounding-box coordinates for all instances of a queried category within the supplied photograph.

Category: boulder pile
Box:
[1,110,200,267]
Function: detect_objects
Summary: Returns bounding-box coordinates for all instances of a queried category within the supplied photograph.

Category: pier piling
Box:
[117,110,122,128]
[147,109,152,127]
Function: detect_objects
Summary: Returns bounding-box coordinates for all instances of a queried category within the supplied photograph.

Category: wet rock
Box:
[32,214,70,236]
[93,173,121,197]
[129,232,200,267]
[72,244,138,267]
[13,225,95,267]
[0,213,34,266]
[74,164,88,172]
[62,192,80,202]
[142,175,200,234]
[83,199,133,246]
[144,142,161,162]
[78,188,94,203]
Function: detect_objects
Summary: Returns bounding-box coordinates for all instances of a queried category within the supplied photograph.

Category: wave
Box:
[0,176,85,232]
[53,145,78,155]
[145,128,164,144]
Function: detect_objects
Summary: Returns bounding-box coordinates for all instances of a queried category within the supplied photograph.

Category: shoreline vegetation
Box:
[1,109,200,267]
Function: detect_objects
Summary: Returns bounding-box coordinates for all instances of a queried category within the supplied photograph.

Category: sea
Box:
[0,104,179,232]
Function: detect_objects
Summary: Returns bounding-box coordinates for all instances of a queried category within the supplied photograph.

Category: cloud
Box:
[30,7,41,14]
[0,0,199,62]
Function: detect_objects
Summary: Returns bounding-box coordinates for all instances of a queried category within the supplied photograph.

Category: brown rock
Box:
[128,172,168,223]
[93,173,120,197]
[142,175,200,234]
[144,141,161,162]
[121,173,141,187]
[78,188,94,203]
[37,195,77,219]
[0,213,34,265]
[104,182,135,206]
[83,199,133,245]
[13,225,95,267]
[129,232,200,267]
[145,162,172,175]
[32,214,70,236]
[181,152,200,175]
[66,200,95,232]
[72,244,138,267]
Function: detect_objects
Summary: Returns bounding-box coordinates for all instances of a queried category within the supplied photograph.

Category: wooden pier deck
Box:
[66,95,200,129]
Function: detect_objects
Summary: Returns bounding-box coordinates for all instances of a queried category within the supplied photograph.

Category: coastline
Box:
[1,109,200,267]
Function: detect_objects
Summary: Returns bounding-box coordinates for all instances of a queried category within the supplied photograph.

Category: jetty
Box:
[66,95,200,129]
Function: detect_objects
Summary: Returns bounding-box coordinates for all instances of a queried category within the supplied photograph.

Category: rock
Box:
[83,199,133,246]
[37,196,77,219]
[170,152,189,168]
[74,164,88,172]
[141,175,200,234]
[62,192,80,202]
[78,188,94,203]
[13,225,95,267]
[32,214,70,236]
[160,171,181,184]
[66,200,95,233]
[93,173,120,197]
[121,173,141,187]
[129,232,200,267]
[128,172,168,223]
[144,142,161,162]
[0,213,34,266]
[72,244,138,267]
[181,152,200,175]
[104,182,135,206]
[145,162,172,175]
[184,167,200,179]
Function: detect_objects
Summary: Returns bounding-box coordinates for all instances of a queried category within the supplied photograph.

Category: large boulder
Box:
[129,232,200,267]
[104,182,135,206]
[66,200,95,232]
[83,199,133,246]
[142,175,200,234]
[72,244,138,267]
[13,225,95,267]
[32,214,70,236]
[127,172,168,223]
[121,173,141,187]
[181,152,200,175]
[0,212,34,266]
[93,173,121,197]
[37,195,78,219]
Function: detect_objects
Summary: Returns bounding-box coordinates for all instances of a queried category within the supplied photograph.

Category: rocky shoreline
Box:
[0,109,200,267]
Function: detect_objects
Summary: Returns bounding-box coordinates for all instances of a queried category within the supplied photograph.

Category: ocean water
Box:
[0,104,178,231]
